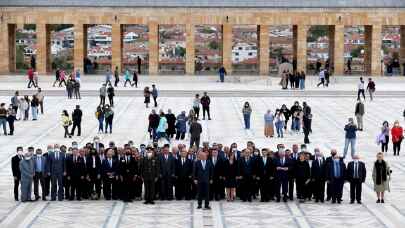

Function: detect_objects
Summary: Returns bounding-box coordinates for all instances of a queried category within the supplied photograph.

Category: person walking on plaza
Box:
[355,100,365,131]
[391,120,403,156]
[347,155,366,204]
[193,94,201,120]
[218,66,227,83]
[20,150,34,202]
[357,77,366,101]
[317,69,326,87]
[137,56,142,74]
[264,110,274,138]
[114,66,120,87]
[30,95,39,121]
[73,80,81,99]
[27,68,37,88]
[66,79,74,99]
[33,148,47,201]
[95,106,105,133]
[105,69,113,86]
[326,153,346,204]
[7,105,16,135]
[274,110,285,138]
[148,109,160,140]
[144,86,151,108]
[201,92,211,120]
[0,103,8,135]
[156,111,170,143]
[299,71,306,90]
[99,84,107,106]
[71,105,82,137]
[59,70,67,87]
[175,111,187,140]
[35,88,44,114]
[20,96,29,121]
[104,105,114,134]
[242,102,252,129]
[194,151,213,209]
[11,91,19,114]
[366,78,376,101]
[107,84,115,107]
[165,109,176,139]
[379,121,390,153]
[189,118,202,149]
[61,110,72,138]
[303,102,312,144]
[140,146,160,204]
[372,152,391,203]
[152,84,158,107]
[343,118,357,159]
[132,70,138,88]
[123,69,131,87]
[53,68,60,87]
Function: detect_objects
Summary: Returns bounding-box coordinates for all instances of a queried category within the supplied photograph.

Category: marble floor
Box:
[0,91,404,227]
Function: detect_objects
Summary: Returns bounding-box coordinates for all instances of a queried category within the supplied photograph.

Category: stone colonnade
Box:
[1,8,405,76]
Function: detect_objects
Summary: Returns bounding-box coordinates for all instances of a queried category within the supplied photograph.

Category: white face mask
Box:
[54,149,60,153]
[147,152,153,158]
[25,156,32,160]
[36,153,42,157]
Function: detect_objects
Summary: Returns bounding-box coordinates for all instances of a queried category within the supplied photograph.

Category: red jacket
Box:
[391,126,403,143]
[27,69,34,79]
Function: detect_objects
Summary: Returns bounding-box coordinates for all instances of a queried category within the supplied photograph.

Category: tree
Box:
[208,41,219,50]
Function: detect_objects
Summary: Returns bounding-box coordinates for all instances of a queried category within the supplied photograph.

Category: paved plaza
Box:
[0,77,404,228]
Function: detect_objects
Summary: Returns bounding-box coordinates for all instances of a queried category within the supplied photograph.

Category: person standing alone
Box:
[357,77,365,101]
[152,84,158,107]
[71,105,82,137]
[366,78,376,101]
[355,100,365,131]
[201,92,211,120]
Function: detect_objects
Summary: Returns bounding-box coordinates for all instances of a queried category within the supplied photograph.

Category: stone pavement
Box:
[0,80,404,227]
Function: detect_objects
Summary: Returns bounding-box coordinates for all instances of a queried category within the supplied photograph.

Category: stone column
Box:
[331,25,344,75]
[185,24,195,75]
[74,24,87,74]
[222,24,233,74]
[148,22,159,75]
[293,25,307,73]
[36,24,51,74]
[112,24,123,73]
[0,24,16,73]
[365,25,382,76]
[258,25,269,76]
[400,26,405,74]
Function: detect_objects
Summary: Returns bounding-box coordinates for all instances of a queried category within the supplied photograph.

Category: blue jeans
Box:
[157,131,170,142]
[291,118,300,131]
[243,114,251,129]
[0,118,7,134]
[219,74,224,83]
[299,79,305,90]
[31,107,38,120]
[343,138,356,158]
[275,122,283,137]
[98,118,104,132]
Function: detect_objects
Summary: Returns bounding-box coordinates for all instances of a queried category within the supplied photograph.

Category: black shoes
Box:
[204,206,211,210]
[197,205,202,209]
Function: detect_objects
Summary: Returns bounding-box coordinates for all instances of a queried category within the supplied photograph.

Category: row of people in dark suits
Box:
[12,141,366,206]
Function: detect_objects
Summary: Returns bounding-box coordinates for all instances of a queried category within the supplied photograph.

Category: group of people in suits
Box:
[11,138,391,208]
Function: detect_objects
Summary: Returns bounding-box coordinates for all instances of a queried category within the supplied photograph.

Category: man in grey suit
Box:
[20,150,34,202]
[193,151,213,210]
[33,148,47,201]
[47,144,66,201]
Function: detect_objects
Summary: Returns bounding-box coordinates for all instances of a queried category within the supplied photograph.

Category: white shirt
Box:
[358,82,364,90]
[92,157,96,168]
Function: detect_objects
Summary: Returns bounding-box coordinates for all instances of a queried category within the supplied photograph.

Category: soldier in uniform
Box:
[140,146,160,204]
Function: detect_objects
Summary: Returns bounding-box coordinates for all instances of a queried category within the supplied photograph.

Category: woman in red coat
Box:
[391,120,404,156]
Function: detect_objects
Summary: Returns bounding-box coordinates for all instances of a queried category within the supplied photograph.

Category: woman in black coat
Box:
[224,153,238,201]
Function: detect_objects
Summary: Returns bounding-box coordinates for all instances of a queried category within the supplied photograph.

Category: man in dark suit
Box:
[175,148,193,200]
[47,144,66,201]
[193,151,213,209]
[86,148,102,199]
[311,149,326,202]
[33,148,47,201]
[289,145,299,200]
[118,147,136,202]
[275,150,290,202]
[326,153,346,204]
[346,155,366,204]
[159,145,176,200]
[66,148,86,200]
[237,148,255,202]
[140,146,160,204]
[255,149,276,202]
[101,149,118,200]
[11,147,23,201]
[210,149,225,201]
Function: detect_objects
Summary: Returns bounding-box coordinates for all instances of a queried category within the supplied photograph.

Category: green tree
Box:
[208,41,219,50]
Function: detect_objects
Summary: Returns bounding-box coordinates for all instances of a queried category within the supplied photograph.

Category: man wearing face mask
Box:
[20,150,34,202]
[101,149,118,200]
[346,155,366,204]
[42,145,53,198]
[48,144,66,201]
[325,153,346,204]
[311,149,326,203]
[118,147,136,202]
[11,146,23,201]
[325,149,338,201]
[33,148,47,201]
[86,148,102,199]
[93,136,104,153]
[140,147,160,204]
[343,118,358,159]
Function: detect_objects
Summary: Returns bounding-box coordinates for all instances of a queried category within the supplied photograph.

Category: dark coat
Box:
[346,161,366,183]
[11,155,22,178]
[193,160,213,183]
